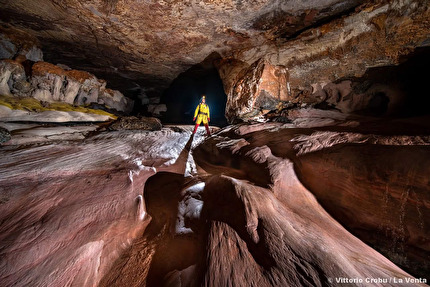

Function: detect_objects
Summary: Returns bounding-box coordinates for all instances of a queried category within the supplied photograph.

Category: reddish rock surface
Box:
[222,59,290,122]
[100,117,430,286]
[0,126,200,286]
[2,118,418,286]
[293,135,430,277]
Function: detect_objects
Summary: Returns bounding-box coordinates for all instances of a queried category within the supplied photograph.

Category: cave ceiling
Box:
[0,0,429,97]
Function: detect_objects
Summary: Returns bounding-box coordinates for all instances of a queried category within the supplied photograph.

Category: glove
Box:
[208,118,210,122]
[193,117,196,121]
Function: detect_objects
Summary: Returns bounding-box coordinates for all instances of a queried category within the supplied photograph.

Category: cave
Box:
[160,53,228,127]
[0,1,429,287]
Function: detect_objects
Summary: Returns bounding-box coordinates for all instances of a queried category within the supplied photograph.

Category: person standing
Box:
[193,95,211,136]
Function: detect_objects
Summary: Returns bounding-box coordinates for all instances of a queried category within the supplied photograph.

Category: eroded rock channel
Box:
[98,116,429,286]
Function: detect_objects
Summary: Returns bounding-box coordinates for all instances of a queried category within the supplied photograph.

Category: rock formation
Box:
[0,26,43,62]
[0,59,134,114]
[218,59,289,122]
[108,116,162,131]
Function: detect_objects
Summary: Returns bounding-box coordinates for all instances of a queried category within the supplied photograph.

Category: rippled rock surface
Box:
[0,116,429,286]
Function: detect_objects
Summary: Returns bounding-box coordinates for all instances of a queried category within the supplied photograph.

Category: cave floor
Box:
[0,116,429,286]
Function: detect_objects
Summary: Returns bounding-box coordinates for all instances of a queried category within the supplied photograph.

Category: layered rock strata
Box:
[1,116,429,286]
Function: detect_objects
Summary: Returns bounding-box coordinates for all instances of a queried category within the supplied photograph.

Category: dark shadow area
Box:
[144,172,196,286]
[200,176,277,269]
[192,137,273,188]
[351,46,430,117]
[160,53,228,127]
[141,132,205,286]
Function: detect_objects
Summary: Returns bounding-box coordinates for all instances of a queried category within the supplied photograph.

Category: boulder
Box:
[147,104,167,116]
[108,116,162,131]
[0,34,17,60]
[0,29,43,62]
[98,88,134,114]
[19,45,43,62]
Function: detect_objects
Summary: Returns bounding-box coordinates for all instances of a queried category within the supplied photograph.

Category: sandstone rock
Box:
[242,1,430,100]
[108,116,162,131]
[1,124,98,145]
[0,128,195,287]
[99,88,134,114]
[0,59,27,96]
[63,80,81,104]
[14,61,134,113]
[0,118,429,285]
[0,104,114,123]
[19,45,43,62]
[101,119,428,286]
[192,120,430,279]
[292,131,430,277]
[0,0,427,117]
[1,0,412,97]
[225,59,289,123]
[0,28,43,62]
[305,79,407,116]
[32,61,98,104]
[214,58,250,94]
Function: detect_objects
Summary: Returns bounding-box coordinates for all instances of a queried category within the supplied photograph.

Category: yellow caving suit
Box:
[193,103,211,135]
[194,103,210,125]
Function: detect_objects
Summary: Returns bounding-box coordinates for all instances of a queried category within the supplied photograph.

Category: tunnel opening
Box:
[160,53,229,127]
[351,46,430,118]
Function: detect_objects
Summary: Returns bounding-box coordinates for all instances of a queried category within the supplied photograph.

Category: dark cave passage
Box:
[160,54,229,127]
[347,46,430,118]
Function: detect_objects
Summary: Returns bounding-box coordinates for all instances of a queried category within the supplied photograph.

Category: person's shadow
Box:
[171,133,194,174]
